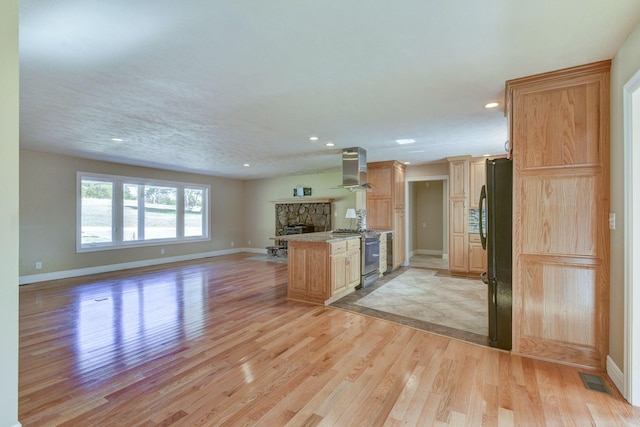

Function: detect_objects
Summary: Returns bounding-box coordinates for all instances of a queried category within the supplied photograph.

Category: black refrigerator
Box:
[478,158,512,350]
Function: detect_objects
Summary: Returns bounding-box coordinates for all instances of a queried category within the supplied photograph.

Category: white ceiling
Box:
[19,1,640,179]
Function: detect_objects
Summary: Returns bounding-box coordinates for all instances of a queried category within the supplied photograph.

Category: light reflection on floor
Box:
[74,269,207,375]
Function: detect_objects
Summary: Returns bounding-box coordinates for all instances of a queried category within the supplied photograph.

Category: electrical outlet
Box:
[35,261,42,269]
[231,241,234,247]
[609,213,616,230]
[160,248,165,255]
[248,240,251,246]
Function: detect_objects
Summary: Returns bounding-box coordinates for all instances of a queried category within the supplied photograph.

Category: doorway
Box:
[407,177,448,270]
[624,67,640,406]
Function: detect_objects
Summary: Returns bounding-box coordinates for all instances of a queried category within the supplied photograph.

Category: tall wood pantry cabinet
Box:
[447,156,488,275]
[447,157,469,273]
[506,60,610,369]
[366,161,406,270]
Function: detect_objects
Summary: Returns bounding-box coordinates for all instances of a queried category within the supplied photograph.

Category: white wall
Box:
[610,18,640,377]
[0,1,20,425]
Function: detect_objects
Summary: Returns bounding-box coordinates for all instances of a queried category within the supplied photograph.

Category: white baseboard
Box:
[607,355,624,396]
[19,247,263,285]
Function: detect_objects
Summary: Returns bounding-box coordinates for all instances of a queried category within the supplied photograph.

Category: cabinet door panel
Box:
[394,163,406,208]
[449,234,468,271]
[449,160,469,198]
[450,199,466,234]
[470,161,485,209]
[393,209,405,269]
[331,255,347,293]
[367,198,393,230]
[368,167,392,197]
[468,241,486,273]
[347,251,361,287]
[307,249,329,299]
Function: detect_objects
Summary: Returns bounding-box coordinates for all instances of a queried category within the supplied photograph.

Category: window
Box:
[78,172,210,252]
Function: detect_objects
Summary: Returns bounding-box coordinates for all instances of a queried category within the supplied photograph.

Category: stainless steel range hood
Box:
[341,147,371,190]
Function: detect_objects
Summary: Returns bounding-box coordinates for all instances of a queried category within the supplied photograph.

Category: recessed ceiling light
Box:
[309,136,319,141]
[484,102,499,109]
[395,139,415,145]
[243,163,250,167]
[111,137,123,142]
[325,142,335,147]
[483,153,491,157]
[403,161,411,165]
[409,150,425,153]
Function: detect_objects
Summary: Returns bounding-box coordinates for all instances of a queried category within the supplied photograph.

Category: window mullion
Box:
[177,187,185,239]
[113,180,123,244]
[138,185,145,241]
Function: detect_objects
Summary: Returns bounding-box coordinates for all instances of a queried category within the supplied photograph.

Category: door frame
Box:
[623,67,640,406]
[405,175,449,266]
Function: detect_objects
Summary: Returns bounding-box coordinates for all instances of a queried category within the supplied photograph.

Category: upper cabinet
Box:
[449,158,469,199]
[507,60,610,369]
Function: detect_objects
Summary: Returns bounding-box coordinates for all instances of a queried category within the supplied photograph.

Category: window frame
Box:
[77,172,210,253]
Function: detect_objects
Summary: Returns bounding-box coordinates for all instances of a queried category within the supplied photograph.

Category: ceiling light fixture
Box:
[395,139,415,145]
[484,102,499,109]
[309,136,319,141]
[111,137,123,142]
[243,163,250,167]
[325,142,335,147]
[483,154,491,157]
[403,161,411,165]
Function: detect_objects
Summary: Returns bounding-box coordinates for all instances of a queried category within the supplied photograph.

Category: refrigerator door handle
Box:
[480,271,488,284]
[479,184,487,250]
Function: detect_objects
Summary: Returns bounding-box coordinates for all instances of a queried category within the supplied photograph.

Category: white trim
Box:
[77,171,211,252]
[19,248,263,285]
[608,355,625,395]
[623,68,640,406]
[10,422,22,427]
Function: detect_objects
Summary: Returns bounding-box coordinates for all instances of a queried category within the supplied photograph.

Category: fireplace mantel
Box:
[270,198,334,204]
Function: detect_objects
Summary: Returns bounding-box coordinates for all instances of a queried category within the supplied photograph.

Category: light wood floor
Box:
[19,253,640,426]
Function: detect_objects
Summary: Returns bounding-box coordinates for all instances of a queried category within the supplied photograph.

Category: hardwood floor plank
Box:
[18,253,640,426]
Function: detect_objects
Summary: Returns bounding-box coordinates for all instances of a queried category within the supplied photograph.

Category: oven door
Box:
[362,236,380,277]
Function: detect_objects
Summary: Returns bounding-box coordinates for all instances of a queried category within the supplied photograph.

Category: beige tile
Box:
[354,269,488,336]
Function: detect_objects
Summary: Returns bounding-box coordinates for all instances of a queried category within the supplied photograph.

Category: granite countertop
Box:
[271,231,361,243]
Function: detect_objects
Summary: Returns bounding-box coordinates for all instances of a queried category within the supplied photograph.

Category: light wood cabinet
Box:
[468,234,487,273]
[393,209,405,270]
[366,198,393,230]
[288,238,361,305]
[469,160,486,209]
[367,161,406,270]
[448,157,470,273]
[449,158,469,198]
[507,60,610,369]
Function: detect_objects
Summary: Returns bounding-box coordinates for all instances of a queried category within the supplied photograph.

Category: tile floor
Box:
[409,253,450,270]
[332,256,490,347]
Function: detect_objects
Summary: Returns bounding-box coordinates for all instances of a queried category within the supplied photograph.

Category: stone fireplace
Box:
[274,200,332,237]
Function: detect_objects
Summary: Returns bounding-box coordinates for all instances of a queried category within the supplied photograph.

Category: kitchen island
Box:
[272,232,361,305]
